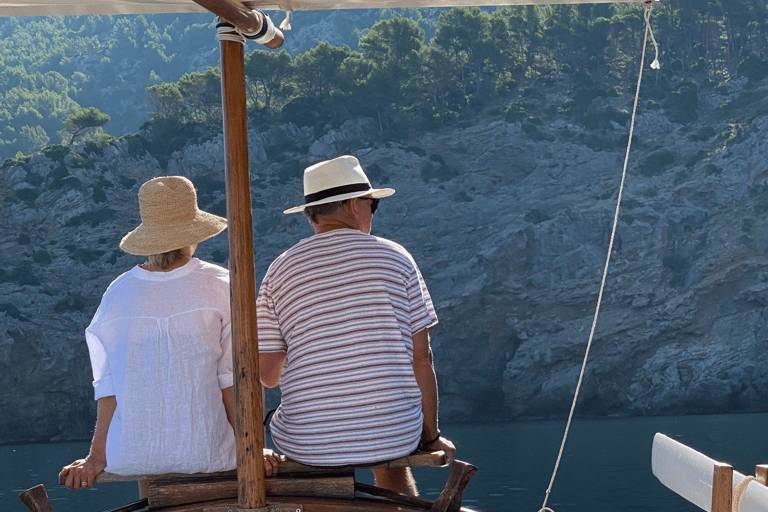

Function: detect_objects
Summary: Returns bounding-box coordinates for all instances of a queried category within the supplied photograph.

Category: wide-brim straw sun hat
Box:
[120,176,227,256]
[283,155,395,214]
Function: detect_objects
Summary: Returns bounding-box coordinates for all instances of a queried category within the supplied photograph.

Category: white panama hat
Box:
[284,155,395,214]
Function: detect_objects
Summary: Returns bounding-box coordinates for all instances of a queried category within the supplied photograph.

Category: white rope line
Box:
[217,22,246,45]
[537,4,658,511]
[733,476,756,512]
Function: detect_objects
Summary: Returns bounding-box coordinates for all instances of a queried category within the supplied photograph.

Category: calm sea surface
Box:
[3,413,767,512]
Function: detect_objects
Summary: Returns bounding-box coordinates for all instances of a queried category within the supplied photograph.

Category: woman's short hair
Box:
[304,200,345,224]
[147,248,186,270]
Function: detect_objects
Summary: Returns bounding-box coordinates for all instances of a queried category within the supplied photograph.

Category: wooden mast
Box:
[220,29,267,510]
[219,26,267,512]
[184,1,276,509]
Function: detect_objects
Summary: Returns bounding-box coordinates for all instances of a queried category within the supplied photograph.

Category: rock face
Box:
[4,85,768,444]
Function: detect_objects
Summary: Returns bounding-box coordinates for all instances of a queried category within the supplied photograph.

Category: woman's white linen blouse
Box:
[85,258,236,475]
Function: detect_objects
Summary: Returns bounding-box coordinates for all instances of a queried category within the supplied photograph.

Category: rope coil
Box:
[537,4,659,511]
[216,21,246,45]
[733,476,756,512]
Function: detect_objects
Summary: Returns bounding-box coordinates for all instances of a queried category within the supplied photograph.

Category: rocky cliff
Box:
[3,76,768,443]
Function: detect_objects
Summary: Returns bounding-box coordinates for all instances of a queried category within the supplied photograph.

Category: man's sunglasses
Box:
[362,197,380,214]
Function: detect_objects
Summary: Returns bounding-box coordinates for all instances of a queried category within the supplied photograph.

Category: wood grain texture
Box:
[711,462,733,512]
[220,32,265,510]
[430,461,478,512]
[18,485,55,512]
[148,473,354,507]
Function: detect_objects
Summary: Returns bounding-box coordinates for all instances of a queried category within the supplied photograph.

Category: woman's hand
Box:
[263,448,281,477]
[59,455,107,490]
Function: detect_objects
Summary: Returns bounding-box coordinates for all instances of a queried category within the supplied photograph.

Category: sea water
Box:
[3,413,767,512]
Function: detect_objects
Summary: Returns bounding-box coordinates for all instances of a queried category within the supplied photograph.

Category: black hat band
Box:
[305,183,371,204]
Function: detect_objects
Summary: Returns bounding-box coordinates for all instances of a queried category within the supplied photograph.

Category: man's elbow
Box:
[261,374,280,388]
[259,351,287,388]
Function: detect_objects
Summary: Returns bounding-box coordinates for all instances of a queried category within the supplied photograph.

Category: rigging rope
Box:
[537,3,658,511]
[216,21,247,45]
[733,476,756,512]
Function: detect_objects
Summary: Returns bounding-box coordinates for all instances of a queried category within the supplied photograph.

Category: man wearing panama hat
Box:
[60,176,279,497]
[257,155,455,496]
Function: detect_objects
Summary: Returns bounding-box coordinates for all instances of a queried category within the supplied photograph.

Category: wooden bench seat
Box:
[90,449,449,484]
[54,451,475,512]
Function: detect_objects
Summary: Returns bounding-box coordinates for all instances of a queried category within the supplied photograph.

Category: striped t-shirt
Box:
[257,228,438,466]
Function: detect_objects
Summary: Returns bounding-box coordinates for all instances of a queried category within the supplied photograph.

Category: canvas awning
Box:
[0,0,654,18]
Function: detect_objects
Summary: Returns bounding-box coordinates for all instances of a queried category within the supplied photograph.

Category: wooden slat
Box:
[90,451,448,484]
[711,462,733,512]
[148,472,354,508]
[757,465,768,486]
[430,461,478,512]
[18,485,55,512]
[107,499,150,512]
[355,482,433,509]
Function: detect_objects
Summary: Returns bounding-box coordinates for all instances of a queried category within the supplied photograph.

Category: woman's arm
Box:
[59,395,116,489]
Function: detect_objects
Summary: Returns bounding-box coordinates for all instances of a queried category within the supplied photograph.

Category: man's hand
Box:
[427,436,456,465]
[263,448,281,477]
[59,455,107,490]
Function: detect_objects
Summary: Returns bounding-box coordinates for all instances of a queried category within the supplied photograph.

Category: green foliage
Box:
[1,152,32,170]
[738,54,768,82]
[504,102,528,123]
[62,107,110,145]
[664,80,698,124]
[4,5,766,162]
[142,114,207,168]
[41,145,70,163]
[119,134,149,159]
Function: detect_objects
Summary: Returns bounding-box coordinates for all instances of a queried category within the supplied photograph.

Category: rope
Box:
[216,21,246,45]
[733,476,756,512]
[279,10,293,31]
[537,4,659,511]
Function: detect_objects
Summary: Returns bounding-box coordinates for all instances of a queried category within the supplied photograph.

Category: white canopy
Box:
[0,0,652,17]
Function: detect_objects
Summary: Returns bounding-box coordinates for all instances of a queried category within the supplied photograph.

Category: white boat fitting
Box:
[652,432,768,512]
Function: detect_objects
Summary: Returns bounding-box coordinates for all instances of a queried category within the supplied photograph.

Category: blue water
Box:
[3,413,767,511]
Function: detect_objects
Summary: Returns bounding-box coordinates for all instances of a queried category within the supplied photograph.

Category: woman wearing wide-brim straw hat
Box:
[59,176,280,498]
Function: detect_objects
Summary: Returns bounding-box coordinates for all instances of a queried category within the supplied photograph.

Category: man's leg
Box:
[371,467,418,496]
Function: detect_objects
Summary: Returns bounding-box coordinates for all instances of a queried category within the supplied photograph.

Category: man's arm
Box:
[59,395,116,489]
[411,329,455,463]
[260,351,287,388]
